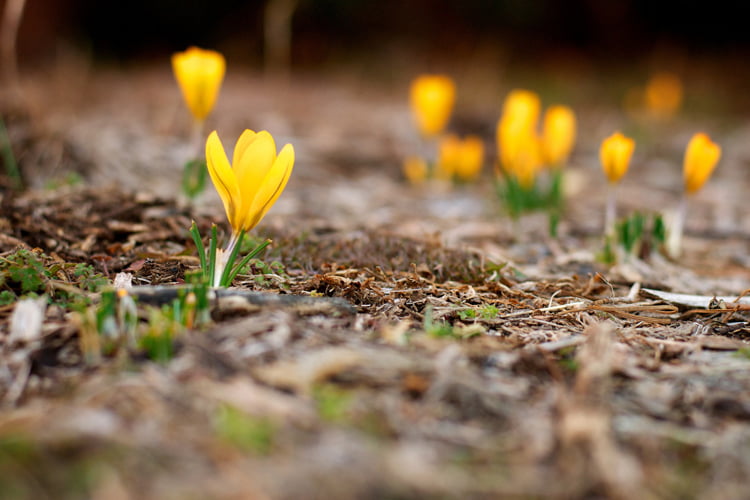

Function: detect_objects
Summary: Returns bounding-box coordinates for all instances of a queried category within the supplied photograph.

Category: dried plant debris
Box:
[0,186,749,500]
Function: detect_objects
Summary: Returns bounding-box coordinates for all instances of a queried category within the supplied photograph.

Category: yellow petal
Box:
[243,143,295,231]
[234,131,278,227]
[232,129,258,167]
[205,131,240,230]
[172,47,226,121]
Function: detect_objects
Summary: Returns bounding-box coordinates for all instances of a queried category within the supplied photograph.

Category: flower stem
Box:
[666,194,688,259]
[605,183,617,239]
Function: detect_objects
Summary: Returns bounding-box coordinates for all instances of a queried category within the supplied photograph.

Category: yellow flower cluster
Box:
[436,134,485,182]
[496,89,576,188]
[405,74,485,185]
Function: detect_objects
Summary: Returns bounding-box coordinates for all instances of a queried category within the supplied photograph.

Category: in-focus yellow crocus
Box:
[645,72,683,119]
[409,74,456,137]
[206,130,294,239]
[600,132,635,184]
[541,105,576,166]
[683,132,721,194]
[172,47,226,122]
[403,156,429,184]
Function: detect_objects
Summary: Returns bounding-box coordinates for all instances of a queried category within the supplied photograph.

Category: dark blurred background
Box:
[11,0,750,67]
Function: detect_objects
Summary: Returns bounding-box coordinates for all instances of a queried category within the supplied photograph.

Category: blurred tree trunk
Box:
[263,0,298,80]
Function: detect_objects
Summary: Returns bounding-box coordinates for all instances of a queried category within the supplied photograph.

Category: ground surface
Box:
[2,63,750,499]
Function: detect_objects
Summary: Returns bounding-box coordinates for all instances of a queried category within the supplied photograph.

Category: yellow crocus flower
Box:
[600,132,635,184]
[645,72,683,118]
[172,47,226,122]
[436,135,485,182]
[454,135,484,182]
[436,134,461,180]
[501,89,541,131]
[683,133,721,194]
[541,105,576,166]
[497,89,541,172]
[497,118,541,189]
[206,129,294,237]
[403,156,429,184]
[509,132,542,189]
[409,74,456,137]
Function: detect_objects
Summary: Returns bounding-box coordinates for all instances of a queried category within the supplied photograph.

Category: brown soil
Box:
[1,64,750,499]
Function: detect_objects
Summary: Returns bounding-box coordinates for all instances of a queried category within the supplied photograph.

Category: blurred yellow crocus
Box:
[409,74,456,137]
[497,89,541,174]
[501,89,541,131]
[436,134,461,180]
[600,132,635,184]
[497,120,542,189]
[436,134,484,182]
[683,132,721,194]
[541,105,576,166]
[403,156,429,184]
[507,132,542,189]
[645,72,683,118]
[172,47,226,122]
[454,135,484,182]
[206,129,294,238]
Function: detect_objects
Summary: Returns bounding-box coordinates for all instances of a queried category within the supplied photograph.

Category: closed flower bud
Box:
[172,47,226,122]
[541,105,576,166]
[683,133,721,194]
[600,132,635,184]
[409,75,456,137]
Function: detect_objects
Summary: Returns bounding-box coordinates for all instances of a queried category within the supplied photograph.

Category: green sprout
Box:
[214,405,275,454]
[189,222,271,287]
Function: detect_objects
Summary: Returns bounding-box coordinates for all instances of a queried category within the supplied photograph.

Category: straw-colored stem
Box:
[666,194,688,259]
[213,232,241,287]
[191,119,205,158]
[605,183,617,238]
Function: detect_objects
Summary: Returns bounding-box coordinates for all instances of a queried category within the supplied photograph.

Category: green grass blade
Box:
[219,230,246,287]
[208,224,218,285]
[188,221,208,280]
[225,239,272,285]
